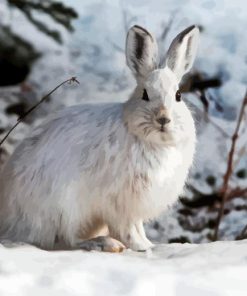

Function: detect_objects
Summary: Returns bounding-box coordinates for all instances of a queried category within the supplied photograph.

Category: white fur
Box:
[0,25,199,251]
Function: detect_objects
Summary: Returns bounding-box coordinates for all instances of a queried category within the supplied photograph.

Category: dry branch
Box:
[0,76,79,147]
[237,224,247,240]
[213,90,247,241]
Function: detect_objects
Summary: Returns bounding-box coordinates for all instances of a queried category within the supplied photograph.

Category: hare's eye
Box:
[142,89,149,101]
[176,90,181,102]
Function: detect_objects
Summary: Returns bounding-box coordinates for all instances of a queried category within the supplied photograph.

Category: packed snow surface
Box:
[0,240,247,296]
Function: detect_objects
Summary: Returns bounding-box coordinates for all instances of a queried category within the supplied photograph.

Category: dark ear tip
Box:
[178,25,199,42]
[184,25,198,34]
[132,25,146,31]
[191,25,201,33]
[188,24,196,30]
[130,25,152,37]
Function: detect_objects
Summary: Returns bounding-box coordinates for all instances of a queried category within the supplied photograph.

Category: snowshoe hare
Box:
[0,25,199,252]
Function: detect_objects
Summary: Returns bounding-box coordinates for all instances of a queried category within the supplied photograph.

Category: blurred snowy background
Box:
[0,0,247,245]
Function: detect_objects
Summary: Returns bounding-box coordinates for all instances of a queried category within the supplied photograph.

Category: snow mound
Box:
[0,240,247,295]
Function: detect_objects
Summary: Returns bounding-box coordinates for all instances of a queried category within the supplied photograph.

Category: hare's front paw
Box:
[76,236,126,253]
[128,237,154,252]
[113,222,154,252]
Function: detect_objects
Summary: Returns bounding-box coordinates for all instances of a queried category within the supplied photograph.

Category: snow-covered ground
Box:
[0,240,247,296]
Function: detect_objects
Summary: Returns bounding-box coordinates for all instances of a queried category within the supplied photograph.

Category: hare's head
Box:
[123,25,199,145]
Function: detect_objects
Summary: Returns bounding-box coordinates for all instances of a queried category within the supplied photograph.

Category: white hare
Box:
[0,25,199,252]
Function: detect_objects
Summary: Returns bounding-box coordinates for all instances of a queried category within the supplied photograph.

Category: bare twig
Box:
[120,0,138,33]
[158,12,176,42]
[213,90,247,241]
[122,7,130,34]
[109,4,137,53]
[158,11,177,66]
[108,39,125,53]
[0,76,80,147]
[236,224,247,240]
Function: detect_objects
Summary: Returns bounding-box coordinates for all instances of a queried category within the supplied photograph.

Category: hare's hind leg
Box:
[74,219,126,252]
[76,236,126,253]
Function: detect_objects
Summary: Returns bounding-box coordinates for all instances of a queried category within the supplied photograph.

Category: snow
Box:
[0,240,247,296]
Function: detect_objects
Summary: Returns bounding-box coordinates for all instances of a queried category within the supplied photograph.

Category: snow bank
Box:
[0,240,247,295]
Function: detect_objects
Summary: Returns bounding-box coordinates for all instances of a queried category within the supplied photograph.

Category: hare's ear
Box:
[165,25,199,81]
[126,25,158,80]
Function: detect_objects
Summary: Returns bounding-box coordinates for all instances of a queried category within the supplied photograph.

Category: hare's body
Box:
[0,102,195,249]
[0,25,199,251]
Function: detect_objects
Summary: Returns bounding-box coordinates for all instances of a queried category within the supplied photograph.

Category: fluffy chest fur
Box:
[71,103,196,221]
[104,138,194,221]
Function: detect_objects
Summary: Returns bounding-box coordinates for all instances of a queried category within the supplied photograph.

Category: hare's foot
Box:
[109,221,154,252]
[127,223,153,251]
[135,221,154,249]
[76,236,126,253]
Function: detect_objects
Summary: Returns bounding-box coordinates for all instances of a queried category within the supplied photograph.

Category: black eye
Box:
[142,89,149,101]
[176,90,181,102]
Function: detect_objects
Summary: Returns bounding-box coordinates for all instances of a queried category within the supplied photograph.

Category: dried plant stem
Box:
[213,91,247,241]
[0,76,79,147]
[237,224,247,240]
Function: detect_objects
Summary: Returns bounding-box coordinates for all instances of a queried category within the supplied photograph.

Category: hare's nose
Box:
[156,117,171,126]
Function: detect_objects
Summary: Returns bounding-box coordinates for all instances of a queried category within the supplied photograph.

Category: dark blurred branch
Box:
[191,78,221,91]
[181,72,222,113]
[8,0,78,29]
[213,90,247,241]
[8,0,78,43]
[0,77,80,147]
[227,187,247,199]
[21,7,62,43]
[181,75,222,93]
[198,90,209,114]
[180,192,220,208]
[184,184,247,208]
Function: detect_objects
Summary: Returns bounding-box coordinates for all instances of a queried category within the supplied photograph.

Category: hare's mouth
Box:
[160,126,165,133]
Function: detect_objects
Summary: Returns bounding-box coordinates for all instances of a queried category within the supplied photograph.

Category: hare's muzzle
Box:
[156,117,171,126]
